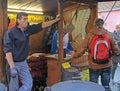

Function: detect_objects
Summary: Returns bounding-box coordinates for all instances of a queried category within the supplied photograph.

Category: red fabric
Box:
[8,22,16,30]
[97,43,109,60]
[90,34,112,64]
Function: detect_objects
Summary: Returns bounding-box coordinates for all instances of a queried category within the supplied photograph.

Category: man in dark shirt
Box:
[3,12,60,91]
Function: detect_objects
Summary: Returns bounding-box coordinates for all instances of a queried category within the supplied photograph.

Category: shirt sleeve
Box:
[63,33,69,48]
[112,31,120,44]
[65,42,73,54]
[3,31,14,53]
[109,33,119,55]
[27,23,42,35]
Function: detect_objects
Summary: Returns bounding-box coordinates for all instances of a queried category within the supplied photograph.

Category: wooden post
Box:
[57,0,64,82]
[0,0,7,83]
[86,4,97,33]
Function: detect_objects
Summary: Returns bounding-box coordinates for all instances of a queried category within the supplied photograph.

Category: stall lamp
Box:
[7,8,44,15]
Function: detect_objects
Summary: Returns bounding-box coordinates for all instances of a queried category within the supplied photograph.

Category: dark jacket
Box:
[3,23,42,62]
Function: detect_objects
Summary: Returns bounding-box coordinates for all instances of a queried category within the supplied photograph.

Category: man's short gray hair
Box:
[16,12,28,19]
[94,18,104,28]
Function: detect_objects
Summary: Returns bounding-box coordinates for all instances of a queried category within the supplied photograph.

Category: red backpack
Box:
[90,34,112,64]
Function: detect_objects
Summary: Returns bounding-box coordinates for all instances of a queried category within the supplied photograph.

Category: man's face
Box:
[18,16,28,28]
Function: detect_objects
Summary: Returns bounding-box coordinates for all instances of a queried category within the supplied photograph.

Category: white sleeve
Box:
[63,33,69,48]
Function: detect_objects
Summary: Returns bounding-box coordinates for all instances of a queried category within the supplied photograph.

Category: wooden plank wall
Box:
[0,0,7,83]
[29,29,47,54]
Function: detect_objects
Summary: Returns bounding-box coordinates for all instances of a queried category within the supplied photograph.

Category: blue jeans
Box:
[89,67,111,91]
[8,60,33,91]
[111,61,118,80]
[0,83,5,91]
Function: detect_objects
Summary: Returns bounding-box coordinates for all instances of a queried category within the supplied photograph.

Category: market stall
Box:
[0,0,117,90]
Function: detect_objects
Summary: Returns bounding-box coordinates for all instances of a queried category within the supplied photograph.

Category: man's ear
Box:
[17,19,20,25]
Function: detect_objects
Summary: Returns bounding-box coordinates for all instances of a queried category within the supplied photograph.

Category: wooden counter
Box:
[27,53,72,86]
[46,54,72,86]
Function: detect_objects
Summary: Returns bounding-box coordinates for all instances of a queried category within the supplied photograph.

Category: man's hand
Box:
[55,14,60,22]
[10,67,18,78]
[70,51,75,56]
[42,14,60,28]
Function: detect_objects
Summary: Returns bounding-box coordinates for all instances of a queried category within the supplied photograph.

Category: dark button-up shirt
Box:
[3,23,42,62]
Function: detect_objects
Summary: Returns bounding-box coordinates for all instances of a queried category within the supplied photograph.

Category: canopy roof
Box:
[8,0,117,15]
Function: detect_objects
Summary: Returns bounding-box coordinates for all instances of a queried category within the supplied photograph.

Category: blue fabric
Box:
[50,31,73,54]
[50,31,58,54]
[3,23,42,62]
[50,80,105,91]
[10,67,18,78]
[89,67,111,91]
[112,30,120,44]
[0,83,5,91]
[9,76,19,91]
[9,61,33,91]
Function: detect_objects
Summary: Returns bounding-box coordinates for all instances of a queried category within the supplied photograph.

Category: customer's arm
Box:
[73,33,90,58]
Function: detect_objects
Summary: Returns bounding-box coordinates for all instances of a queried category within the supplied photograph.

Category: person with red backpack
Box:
[73,18,119,91]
